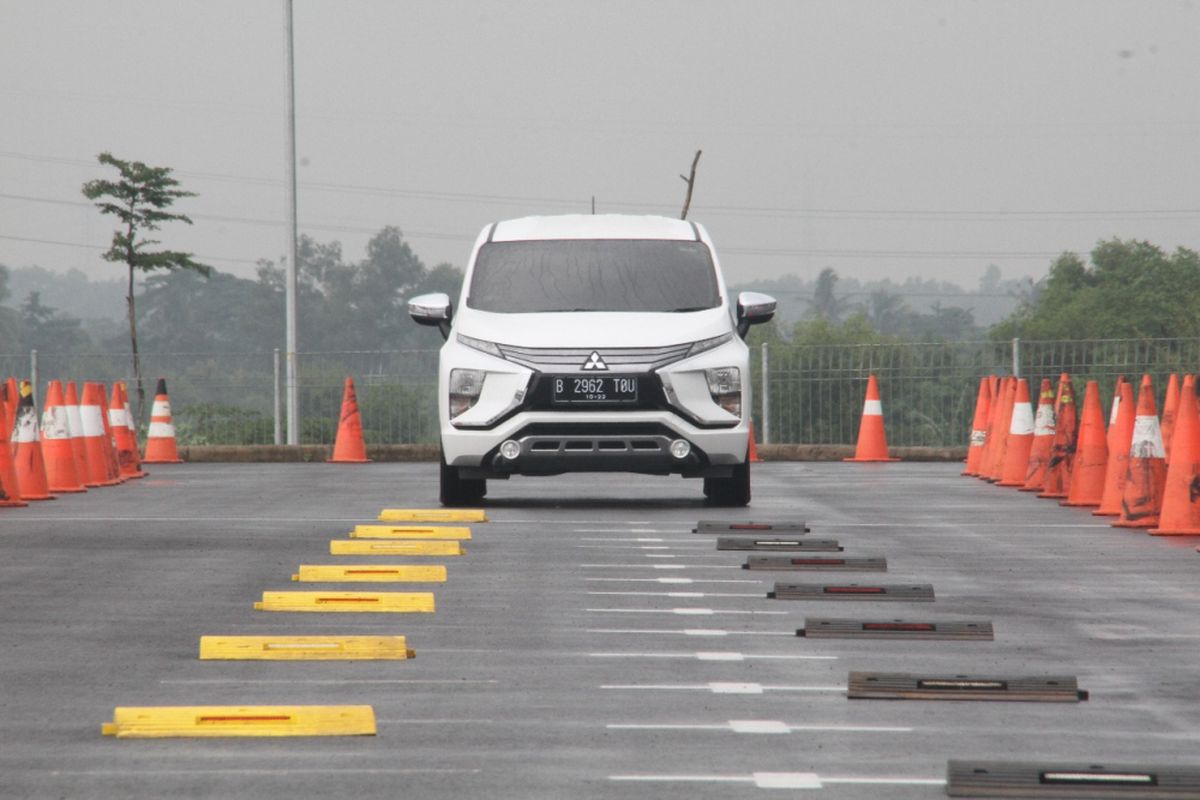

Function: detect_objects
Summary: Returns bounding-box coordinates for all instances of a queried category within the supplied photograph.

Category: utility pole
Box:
[679,149,702,220]
[283,0,299,445]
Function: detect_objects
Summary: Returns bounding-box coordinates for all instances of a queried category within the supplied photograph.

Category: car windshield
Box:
[466,239,721,313]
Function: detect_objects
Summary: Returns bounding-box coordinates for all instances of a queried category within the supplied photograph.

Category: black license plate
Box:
[552,375,639,405]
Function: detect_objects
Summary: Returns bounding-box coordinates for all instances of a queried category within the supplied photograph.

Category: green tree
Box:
[806,267,848,322]
[0,264,19,351]
[82,152,211,422]
[993,240,1200,341]
[18,291,91,353]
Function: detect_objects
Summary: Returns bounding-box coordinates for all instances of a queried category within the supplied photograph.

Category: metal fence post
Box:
[273,348,283,445]
[29,349,37,405]
[1011,337,1021,377]
[760,342,770,445]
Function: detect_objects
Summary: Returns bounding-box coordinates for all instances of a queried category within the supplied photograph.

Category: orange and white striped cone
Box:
[11,380,56,501]
[998,379,1035,487]
[1038,374,1077,499]
[64,381,92,481]
[1061,380,1108,507]
[0,378,14,441]
[110,382,146,478]
[1160,373,1180,464]
[79,383,122,487]
[96,385,126,482]
[1113,375,1167,529]
[1020,379,1056,491]
[976,376,1004,480]
[1093,377,1134,517]
[0,385,27,507]
[984,376,1016,482]
[843,375,899,462]
[1151,374,1200,535]
[329,377,370,463]
[963,376,993,476]
[143,378,183,463]
[40,380,86,493]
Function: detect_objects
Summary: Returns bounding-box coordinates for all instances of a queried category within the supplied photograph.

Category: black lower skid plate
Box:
[947,761,1200,798]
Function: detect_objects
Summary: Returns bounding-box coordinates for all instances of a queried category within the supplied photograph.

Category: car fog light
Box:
[500,440,521,460]
[669,439,691,459]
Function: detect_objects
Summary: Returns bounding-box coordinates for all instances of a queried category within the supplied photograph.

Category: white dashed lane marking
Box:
[588,590,764,599]
[585,577,763,585]
[589,651,834,661]
[586,628,795,638]
[607,720,910,734]
[587,607,788,616]
[609,773,945,790]
[601,682,845,695]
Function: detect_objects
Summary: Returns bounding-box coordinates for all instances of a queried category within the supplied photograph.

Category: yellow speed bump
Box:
[101,705,376,738]
[253,591,435,613]
[378,508,487,523]
[351,524,471,540]
[199,635,414,660]
[330,539,464,556]
[292,564,447,583]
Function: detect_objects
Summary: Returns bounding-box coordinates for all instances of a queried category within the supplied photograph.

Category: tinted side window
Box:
[467,239,720,313]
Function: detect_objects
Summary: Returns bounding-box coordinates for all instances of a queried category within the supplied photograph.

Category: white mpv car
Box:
[408,214,776,506]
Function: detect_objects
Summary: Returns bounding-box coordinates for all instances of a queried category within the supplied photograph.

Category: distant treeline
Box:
[3,230,1195,356]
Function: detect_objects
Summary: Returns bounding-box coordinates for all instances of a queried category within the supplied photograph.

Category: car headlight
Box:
[688,332,733,358]
[449,368,486,419]
[457,333,503,358]
[705,366,741,418]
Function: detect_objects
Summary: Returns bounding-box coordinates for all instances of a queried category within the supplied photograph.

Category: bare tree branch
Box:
[679,149,702,220]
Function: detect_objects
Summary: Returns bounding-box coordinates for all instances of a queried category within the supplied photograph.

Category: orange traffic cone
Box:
[843,375,899,462]
[0,378,13,440]
[976,376,1004,480]
[110,382,146,478]
[143,378,183,463]
[1038,374,1077,499]
[1061,380,1108,507]
[1160,373,1180,464]
[0,384,27,507]
[984,377,1016,482]
[79,383,122,487]
[40,380,86,493]
[1020,378,1056,491]
[1113,375,1167,529]
[329,377,370,463]
[64,381,92,481]
[96,385,126,482]
[1150,374,1200,535]
[11,380,55,501]
[747,423,762,463]
[963,376,993,476]
[1093,377,1134,516]
[998,379,1036,487]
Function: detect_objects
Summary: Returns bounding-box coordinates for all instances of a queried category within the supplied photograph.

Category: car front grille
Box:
[495,343,693,373]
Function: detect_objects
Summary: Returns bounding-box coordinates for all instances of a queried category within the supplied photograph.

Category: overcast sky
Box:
[2,1,1198,291]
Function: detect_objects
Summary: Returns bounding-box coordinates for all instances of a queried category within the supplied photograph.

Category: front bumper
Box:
[445,414,749,479]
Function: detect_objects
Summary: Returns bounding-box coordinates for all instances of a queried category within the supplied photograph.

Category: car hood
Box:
[453,307,734,348]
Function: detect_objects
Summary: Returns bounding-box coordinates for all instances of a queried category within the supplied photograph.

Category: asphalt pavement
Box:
[2,462,1199,798]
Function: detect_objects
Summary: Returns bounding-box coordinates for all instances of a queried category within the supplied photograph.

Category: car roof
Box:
[489,214,700,242]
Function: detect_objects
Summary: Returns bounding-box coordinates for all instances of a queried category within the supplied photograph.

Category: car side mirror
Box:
[736,291,776,338]
[408,292,453,340]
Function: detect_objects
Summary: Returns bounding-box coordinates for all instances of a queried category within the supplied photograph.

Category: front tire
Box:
[440,453,486,506]
[704,457,751,507]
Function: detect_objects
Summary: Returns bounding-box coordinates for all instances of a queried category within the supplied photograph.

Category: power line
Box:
[4,149,1200,220]
[0,233,262,266]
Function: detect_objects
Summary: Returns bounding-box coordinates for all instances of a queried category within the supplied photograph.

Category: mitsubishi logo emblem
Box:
[581,351,608,371]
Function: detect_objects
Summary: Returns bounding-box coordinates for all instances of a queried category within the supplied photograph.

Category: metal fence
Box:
[3,337,1197,448]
